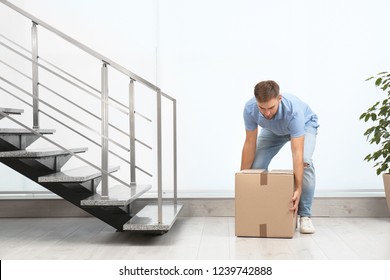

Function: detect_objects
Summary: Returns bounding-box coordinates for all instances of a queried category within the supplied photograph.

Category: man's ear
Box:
[278,95,282,102]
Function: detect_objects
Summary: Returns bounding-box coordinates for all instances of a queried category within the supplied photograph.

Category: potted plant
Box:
[359,71,390,215]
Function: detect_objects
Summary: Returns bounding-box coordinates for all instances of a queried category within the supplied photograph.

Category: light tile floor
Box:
[1,216,390,260]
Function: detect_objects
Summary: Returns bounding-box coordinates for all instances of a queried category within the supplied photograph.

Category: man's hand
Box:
[290,188,302,216]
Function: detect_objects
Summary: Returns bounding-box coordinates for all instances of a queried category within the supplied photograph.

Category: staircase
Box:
[0,1,182,233]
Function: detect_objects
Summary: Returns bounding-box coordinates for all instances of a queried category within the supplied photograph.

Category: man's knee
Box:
[303,157,313,168]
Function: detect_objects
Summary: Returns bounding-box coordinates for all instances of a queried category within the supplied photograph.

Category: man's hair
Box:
[254,80,280,102]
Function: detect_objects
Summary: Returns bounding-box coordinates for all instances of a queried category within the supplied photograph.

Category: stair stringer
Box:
[0,157,133,231]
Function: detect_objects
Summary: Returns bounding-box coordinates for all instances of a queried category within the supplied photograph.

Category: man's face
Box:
[257,95,282,120]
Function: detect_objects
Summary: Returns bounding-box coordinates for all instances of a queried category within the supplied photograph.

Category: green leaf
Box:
[367,101,380,112]
[365,127,375,137]
[376,78,382,86]
[372,149,380,157]
[364,154,372,161]
[379,106,389,116]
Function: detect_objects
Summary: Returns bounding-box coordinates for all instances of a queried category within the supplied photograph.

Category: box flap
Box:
[269,169,293,174]
[237,169,266,174]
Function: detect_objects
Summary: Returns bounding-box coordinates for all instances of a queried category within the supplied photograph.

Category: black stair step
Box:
[0,147,87,158]
[36,181,133,230]
[81,184,152,207]
[0,147,88,172]
[0,128,56,150]
[123,203,183,232]
[38,165,120,183]
[39,165,120,194]
[0,128,55,134]
[0,108,24,120]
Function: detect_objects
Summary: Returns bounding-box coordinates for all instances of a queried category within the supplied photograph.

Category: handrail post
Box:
[101,63,109,198]
[173,99,178,205]
[31,21,39,129]
[157,90,163,224]
[129,79,136,183]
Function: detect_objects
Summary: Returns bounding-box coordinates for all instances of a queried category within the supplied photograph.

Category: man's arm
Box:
[290,135,305,215]
[240,128,258,170]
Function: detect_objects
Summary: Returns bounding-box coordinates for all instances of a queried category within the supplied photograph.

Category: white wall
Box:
[1,0,389,196]
[157,0,390,194]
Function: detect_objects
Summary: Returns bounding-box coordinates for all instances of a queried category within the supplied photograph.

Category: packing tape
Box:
[260,172,268,185]
[259,224,267,237]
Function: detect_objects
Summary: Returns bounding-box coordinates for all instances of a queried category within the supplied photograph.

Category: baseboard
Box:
[0,196,389,218]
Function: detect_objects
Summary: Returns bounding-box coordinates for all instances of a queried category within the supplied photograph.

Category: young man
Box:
[241,80,319,234]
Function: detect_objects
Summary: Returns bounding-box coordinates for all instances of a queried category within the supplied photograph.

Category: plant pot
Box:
[384,173,390,216]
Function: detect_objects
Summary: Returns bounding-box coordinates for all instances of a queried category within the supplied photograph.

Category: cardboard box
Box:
[235,169,296,238]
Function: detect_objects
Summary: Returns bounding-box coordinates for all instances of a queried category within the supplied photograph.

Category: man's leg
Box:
[251,129,289,170]
[298,125,317,233]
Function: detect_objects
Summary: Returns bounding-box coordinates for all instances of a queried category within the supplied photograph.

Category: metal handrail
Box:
[0,0,178,223]
[1,55,152,150]
[0,41,129,114]
[0,76,153,178]
[0,34,132,117]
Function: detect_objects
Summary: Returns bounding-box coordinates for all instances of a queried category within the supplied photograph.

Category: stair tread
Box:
[0,108,24,114]
[81,184,152,207]
[0,147,88,158]
[123,203,183,231]
[38,165,120,183]
[0,128,56,134]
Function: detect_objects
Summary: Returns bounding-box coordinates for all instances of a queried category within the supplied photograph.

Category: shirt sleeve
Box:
[288,112,305,138]
[243,105,258,131]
